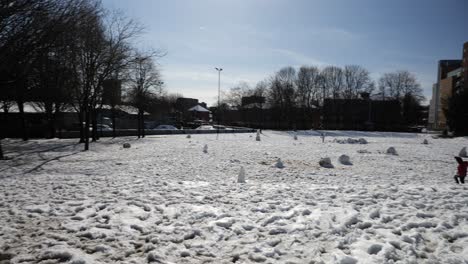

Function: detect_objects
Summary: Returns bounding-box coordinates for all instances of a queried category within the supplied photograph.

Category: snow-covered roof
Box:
[188,105,210,112]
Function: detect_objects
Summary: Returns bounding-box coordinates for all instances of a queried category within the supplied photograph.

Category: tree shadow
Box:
[23,151,82,174]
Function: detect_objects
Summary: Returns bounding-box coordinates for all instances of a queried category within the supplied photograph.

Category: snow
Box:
[0,131,468,263]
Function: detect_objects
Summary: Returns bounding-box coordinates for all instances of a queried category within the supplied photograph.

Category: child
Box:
[454,157,468,184]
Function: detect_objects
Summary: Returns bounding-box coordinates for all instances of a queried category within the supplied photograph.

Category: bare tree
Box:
[126,53,164,138]
[268,67,297,127]
[0,0,81,141]
[321,66,344,101]
[67,1,143,149]
[296,66,321,108]
[378,70,423,101]
[223,82,253,109]
[343,65,373,99]
[378,70,424,126]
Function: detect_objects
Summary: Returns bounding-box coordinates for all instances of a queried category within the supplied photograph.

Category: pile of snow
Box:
[256,130,261,141]
[459,147,467,157]
[275,158,284,168]
[334,138,367,144]
[122,143,131,148]
[319,157,334,168]
[386,147,397,155]
[338,154,352,165]
[203,144,208,153]
[237,166,246,183]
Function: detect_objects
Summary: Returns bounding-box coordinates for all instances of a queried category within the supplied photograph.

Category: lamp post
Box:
[215,67,222,139]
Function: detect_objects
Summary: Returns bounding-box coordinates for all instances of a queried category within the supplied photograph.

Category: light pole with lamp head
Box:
[215,67,222,139]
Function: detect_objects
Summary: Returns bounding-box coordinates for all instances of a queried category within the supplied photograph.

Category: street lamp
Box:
[215,67,222,139]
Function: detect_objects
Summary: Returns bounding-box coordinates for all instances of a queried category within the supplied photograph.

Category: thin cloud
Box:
[269,48,326,66]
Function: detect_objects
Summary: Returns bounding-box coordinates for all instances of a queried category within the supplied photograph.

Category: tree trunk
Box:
[78,111,85,143]
[91,108,98,142]
[45,102,54,139]
[84,106,90,151]
[17,100,28,141]
[111,106,116,138]
[0,139,3,160]
[137,111,141,138]
[53,104,61,139]
[141,110,145,138]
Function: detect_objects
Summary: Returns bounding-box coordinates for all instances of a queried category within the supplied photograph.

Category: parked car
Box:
[96,124,112,131]
[154,125,178,130]
[196,125,216,130]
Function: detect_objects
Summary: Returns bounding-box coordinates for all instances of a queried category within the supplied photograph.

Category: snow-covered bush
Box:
[275,158,284,168]
[386,147,397,155]
[123,143,131,148]
[203,144,208,153]
[460,147,467,157]
[339,155,352,165]
[238,166,246,183]
[319,157,334,168]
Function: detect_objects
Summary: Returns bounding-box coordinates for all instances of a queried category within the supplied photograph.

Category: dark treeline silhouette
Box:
[444,88,468,136]
[220,65,425,130]
[0,0,165,155]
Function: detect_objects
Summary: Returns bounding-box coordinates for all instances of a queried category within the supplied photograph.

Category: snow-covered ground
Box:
[0,131,467,264]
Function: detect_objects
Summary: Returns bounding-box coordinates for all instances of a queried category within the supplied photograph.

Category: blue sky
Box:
[102,0,468,105]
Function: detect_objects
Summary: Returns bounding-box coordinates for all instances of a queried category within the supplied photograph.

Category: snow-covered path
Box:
[0,131,467,264]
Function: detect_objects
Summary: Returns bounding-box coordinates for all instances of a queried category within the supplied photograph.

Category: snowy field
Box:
[0,131,467,264]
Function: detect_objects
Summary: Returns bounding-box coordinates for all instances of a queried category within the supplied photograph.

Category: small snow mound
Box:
[237,166,246,183]
[386,147,398,155]
[40,250,73,262]
[422,139,428,144]
[275,158,284,169]
[203,144,208,153]
[186,134,191,138]
[123,143,131,148]
[147,252,163,262]
[368,244,383,255]
[319,157,334,168]
[459,147,467,157]
[358,138,368,144]
[339,255,358,264]
[338,155,352,165]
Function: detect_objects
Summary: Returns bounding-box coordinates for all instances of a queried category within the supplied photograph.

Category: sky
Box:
[102,0,468,106]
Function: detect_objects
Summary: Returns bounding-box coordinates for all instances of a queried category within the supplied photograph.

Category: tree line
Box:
[221,65,425,127]
[0,0,166,156]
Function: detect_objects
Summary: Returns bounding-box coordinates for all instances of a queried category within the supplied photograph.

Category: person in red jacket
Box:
[455,157,468,184]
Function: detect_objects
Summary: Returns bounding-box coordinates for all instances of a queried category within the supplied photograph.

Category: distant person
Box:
[321,132,325,143]
[454,157,468,184]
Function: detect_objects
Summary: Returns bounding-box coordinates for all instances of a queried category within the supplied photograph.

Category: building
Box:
[1,102,147,138]
[428,42,468,130]
[187,105,211,121]
[323,98,402,131]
